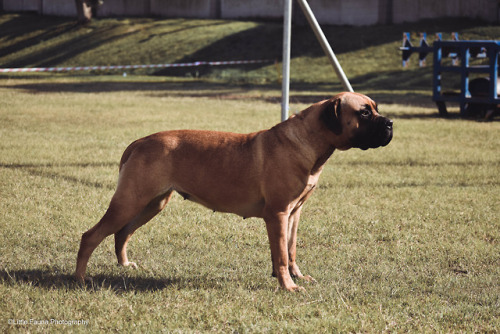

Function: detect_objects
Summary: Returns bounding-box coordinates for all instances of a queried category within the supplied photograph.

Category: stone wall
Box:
[2,0,498,25]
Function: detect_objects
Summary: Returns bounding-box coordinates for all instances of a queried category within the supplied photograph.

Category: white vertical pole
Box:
[281,0,292,122]
[296,0,353,92]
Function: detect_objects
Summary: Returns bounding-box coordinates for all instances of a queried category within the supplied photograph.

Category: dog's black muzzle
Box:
[357,116,393,150]
[379,117,393,147]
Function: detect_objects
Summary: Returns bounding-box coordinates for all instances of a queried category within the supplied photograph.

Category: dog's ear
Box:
[321,97,342,135]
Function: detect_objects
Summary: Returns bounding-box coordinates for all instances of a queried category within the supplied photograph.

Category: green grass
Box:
[0,13,499,333]
[0,75,499,332]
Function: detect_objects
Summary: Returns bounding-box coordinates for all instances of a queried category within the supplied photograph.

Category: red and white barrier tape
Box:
[0,59,272,73]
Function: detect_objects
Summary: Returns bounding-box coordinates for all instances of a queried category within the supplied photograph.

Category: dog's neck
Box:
[310,145,335,175]
[269,104,336,175]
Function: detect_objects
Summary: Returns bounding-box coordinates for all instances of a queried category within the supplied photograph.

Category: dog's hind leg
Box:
[75,191,152,283]
[114,190,173,268]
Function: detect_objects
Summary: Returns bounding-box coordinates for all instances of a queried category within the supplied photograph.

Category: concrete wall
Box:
[151,0,219,18]
[2,0,499,24]
[306,0,379,26]
[393,0,499,23]
[221,0,283,20]
[42,0,76,16]
[3,0,41,12]
[98,0,150,17]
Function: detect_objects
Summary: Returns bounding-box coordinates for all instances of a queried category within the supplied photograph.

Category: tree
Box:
[75,0,102,24]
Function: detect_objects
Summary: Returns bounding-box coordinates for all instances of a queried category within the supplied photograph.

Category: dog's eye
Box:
[360,109,372,118]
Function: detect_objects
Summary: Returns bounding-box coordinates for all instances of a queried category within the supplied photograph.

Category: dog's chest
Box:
[292,173,321,211]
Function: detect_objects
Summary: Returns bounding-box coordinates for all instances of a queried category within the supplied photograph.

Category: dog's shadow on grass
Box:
[0,268,234,293]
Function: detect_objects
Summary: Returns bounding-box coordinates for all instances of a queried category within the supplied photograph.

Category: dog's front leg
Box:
[288,207,316,283]
[264,212,304,291]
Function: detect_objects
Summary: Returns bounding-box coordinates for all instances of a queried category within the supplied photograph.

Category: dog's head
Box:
[321,92,393,150]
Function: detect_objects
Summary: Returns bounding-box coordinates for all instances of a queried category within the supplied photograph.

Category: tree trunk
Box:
[75,0,93,24]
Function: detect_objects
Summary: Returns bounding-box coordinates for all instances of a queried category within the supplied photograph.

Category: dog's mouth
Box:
[356,117,393,150]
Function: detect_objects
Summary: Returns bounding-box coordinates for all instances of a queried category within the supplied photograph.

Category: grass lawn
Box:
[0,75,498,332]
[0,13,499,333]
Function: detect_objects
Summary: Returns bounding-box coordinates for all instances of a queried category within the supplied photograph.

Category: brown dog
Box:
[75,92,393,291]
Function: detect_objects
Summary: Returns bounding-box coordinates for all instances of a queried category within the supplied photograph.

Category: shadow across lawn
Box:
[0,77,430,102]
[0,162,117,190]
[3,76,498,120]
[0,267,237,293]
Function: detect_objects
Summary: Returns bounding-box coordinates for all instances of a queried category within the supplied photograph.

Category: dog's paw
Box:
[74,274,92,285]
[119,261,138,269]
[302,275,317,284]
[295,285,307,292]
[290,285,306,292]
[277,283,306,292]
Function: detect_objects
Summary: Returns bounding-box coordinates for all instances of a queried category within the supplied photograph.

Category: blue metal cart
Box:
[433,40,500,116]
[401,34,500,117]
